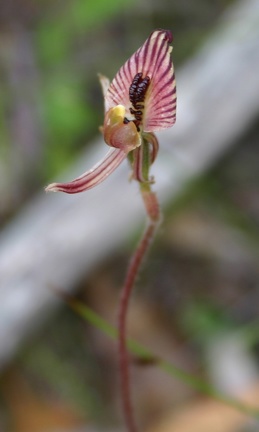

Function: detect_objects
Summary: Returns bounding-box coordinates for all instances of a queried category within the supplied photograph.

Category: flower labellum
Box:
[46,29,176,194]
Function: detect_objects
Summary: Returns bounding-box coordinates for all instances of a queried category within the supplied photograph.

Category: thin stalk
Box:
[118,183,160,432]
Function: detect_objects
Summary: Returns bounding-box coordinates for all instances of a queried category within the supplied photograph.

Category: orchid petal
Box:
[98,73,110,112]
[105,29,176,132]
[45,148,127,194]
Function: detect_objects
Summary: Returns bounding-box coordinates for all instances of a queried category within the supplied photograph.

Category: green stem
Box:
[118,190,160,431]
[118,219,158,432]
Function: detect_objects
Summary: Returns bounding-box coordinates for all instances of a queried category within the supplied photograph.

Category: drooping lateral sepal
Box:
[142,132,159,164]
[45,148,127,194]
[130,140,154,184]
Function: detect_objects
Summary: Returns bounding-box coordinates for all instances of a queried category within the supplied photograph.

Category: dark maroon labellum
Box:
[124,72,150,131]
[129,72,150,110]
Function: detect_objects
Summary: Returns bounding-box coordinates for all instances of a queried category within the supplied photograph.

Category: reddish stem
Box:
[118,187,160,432]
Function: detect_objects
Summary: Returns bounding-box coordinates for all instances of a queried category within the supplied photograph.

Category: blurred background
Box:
[0,0,259,431]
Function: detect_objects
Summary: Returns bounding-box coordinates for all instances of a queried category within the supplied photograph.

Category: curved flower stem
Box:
[118,183,160,432]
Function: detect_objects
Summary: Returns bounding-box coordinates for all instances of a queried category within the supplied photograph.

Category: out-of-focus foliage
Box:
[37,0,129,64]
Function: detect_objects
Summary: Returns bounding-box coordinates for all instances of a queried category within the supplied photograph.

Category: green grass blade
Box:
[69,298,259,418]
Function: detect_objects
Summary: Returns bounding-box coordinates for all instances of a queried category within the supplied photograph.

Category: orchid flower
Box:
[46,29,176,194]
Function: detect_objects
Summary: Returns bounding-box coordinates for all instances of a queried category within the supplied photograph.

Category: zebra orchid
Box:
[46,30,177,432]
[46,29,176,194]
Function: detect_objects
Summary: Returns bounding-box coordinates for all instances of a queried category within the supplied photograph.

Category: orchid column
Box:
[46,29,176,432]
